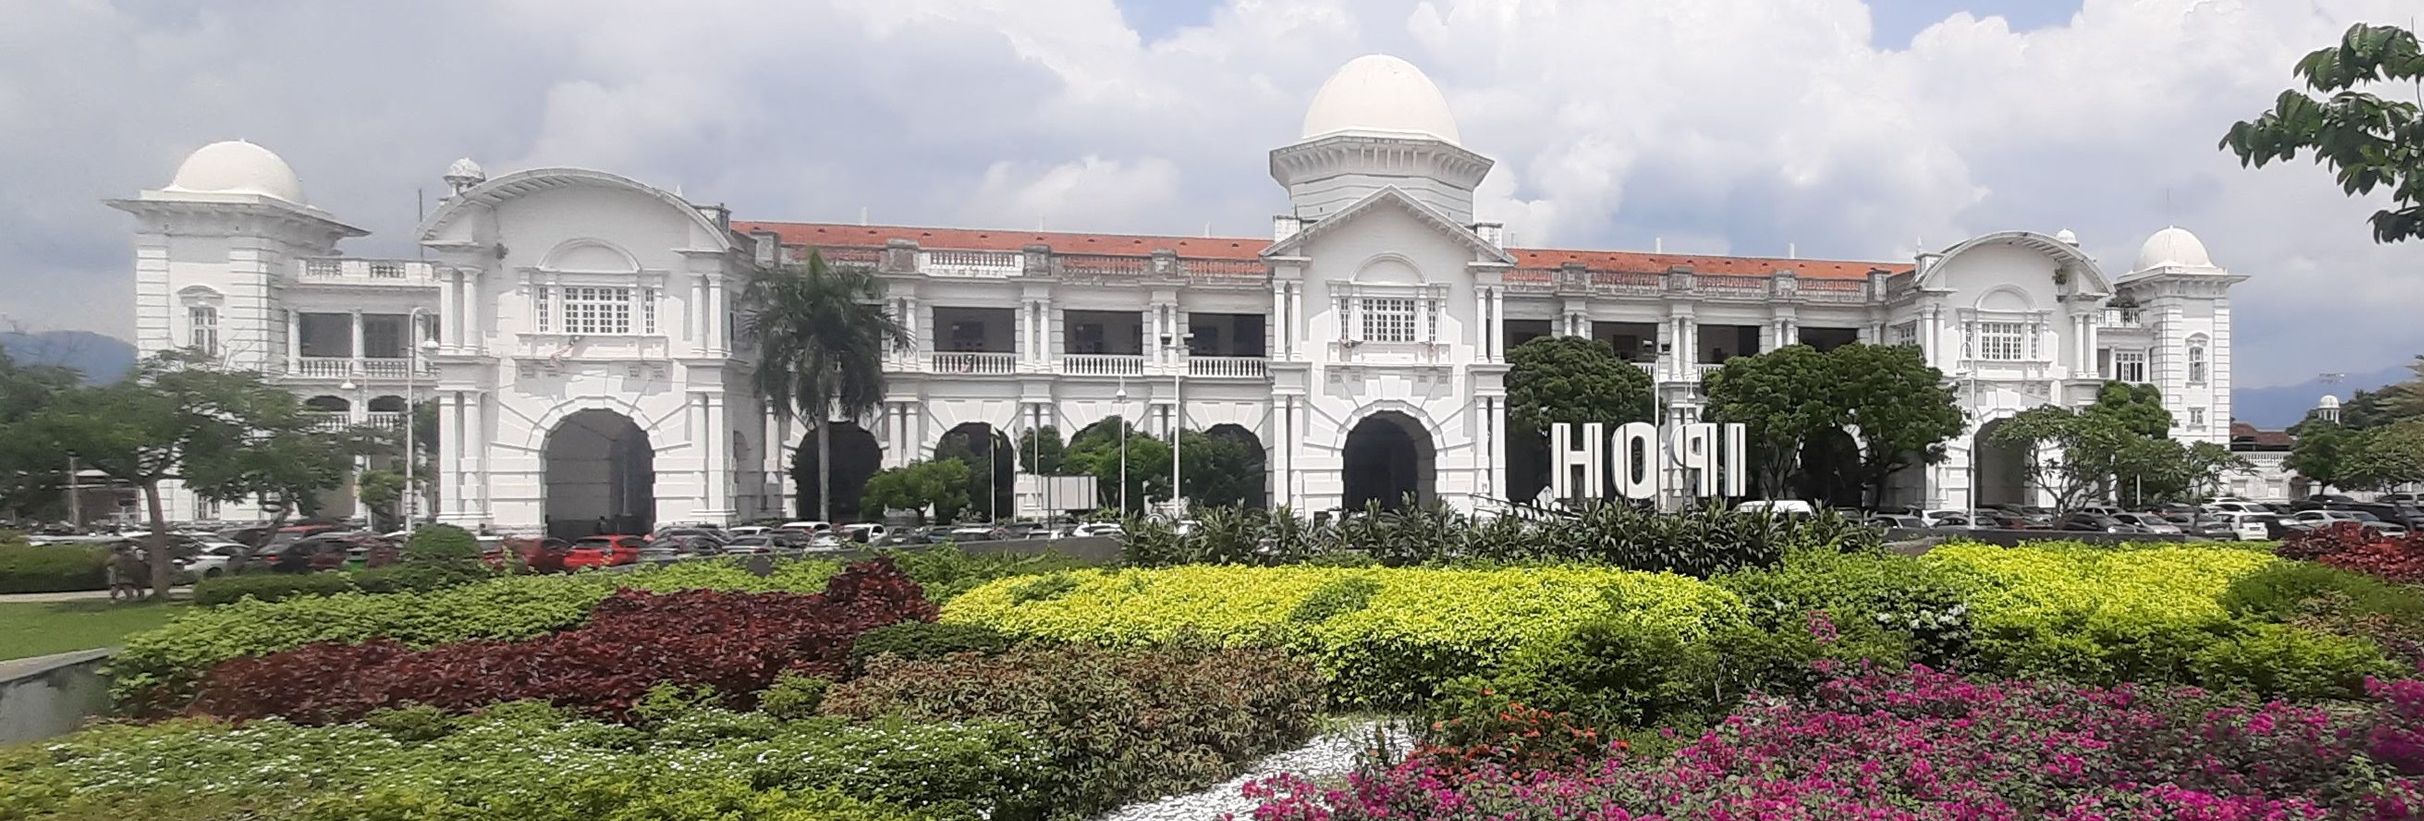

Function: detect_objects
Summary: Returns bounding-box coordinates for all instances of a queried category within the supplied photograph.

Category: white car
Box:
[178,541,252,578]
[776,520,832,534]
[1069,522,1124,538]
[1739,500,1818,517]
[2109,513,2183,535]
[2212,512,2275,541]
[726,525,769,539]
[2204,501,2271,515]
[839,523,887,543]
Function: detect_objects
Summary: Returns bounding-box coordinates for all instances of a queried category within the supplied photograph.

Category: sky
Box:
[1,0,2418,389]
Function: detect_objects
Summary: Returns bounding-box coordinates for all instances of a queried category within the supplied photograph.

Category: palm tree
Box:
[742,251,907,522]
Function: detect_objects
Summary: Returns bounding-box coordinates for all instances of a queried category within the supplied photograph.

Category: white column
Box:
[348,309,365,373]
[437,391,462,520]
[285,310,300,371]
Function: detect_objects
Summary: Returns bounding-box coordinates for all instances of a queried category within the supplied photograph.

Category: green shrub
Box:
[758,673,832,721]
[350,562,491,595]
[111,561,826,713]
[2187,621,2406,700]
[944,564,1746,708]
[1288,575,1381,624]
[0,710,1040,821]
[1719,547,1982,668]
[0,540,108,594]
[2220,560,2424,625]
[822,643,1321,818]
[1006,573,1078,604]
[848,621,1015,671]
[189,571,358,606]
[400,524,480,566]
[880,546,1097,602]
[362,703,457,743]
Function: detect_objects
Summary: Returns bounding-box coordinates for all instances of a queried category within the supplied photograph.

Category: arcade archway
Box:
[544,409,655,539]
[1343,411,1435,511]
[793,421,881,521]
[936,422,1014,521]
[1192,423,1268,509]
[1972,418,2029,508]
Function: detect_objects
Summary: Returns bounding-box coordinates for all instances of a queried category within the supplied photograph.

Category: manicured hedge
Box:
[187,560,935,724]
[942,565,1747,707]
[0,706,1043,821]
[0,539,108,594]
[188,571,361,605]
[823,643,1323,818]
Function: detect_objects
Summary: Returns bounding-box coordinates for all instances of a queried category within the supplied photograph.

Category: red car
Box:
[562,535,645,569]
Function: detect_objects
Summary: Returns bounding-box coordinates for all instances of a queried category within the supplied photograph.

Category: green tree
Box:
[2083,381,2174,438]
[2222,23,2424,243]
[1506,336,1656,433]
[1017,425,1067,475]
[2288,416,2367,492]
[21,352,342,595]
[1830,343,1964,507]
[2349,417,2424,489]
[862,459,971,524]
[1064,417,1170,513]
[1990,406,2134,514]
[1179,429,1266,509]
[0,348,81,519]
[742,251,907,523]
[356,469,405,530]
[936,427,1013,521]
[1703,345,1840,498]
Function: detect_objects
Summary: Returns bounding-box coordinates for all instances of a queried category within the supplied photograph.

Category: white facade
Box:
[117,55,2246,531]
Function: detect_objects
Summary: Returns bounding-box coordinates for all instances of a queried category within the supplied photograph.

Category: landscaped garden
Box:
[5,513,2424,820]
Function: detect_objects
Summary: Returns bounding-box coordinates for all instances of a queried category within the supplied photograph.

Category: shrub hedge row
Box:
[943,565,1746,707]
[0,539,107,594]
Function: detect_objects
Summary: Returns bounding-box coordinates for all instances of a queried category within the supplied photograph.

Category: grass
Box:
[0,599,186,661]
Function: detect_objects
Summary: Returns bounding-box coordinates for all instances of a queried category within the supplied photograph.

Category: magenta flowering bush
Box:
[1241,665,2424,820]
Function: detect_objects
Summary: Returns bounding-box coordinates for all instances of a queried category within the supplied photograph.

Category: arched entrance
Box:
[936,422,1014,522]
[1343,411,1435,511]
[1795,428,1863,508]
[1972,418,2028,508]
[544,409,656,539]
[793,421,882,521]
[1070,416,1158,513]
[1191,424,1268,509]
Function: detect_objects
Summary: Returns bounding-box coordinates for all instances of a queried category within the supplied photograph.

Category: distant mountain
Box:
[0,330,135,384]
[2233,362,2414,429]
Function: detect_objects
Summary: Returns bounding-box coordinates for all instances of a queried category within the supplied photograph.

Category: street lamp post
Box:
[1166,336,1183,519]
[340,376,366,526]
[1116,378,1129,514]
[402,307,431,537]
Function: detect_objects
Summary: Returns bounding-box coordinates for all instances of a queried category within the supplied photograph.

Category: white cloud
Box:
[1,0,2417,388]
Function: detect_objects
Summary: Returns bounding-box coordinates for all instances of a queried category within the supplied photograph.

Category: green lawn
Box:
[0,600,185,661]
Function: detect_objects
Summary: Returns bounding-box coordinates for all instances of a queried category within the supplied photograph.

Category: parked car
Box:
[2058,512,2137,533]
[652,526,730,545]
[1866,514,1927,530]
[2074,505,2127,518]
[2381,492,2424,506]
[563,535,646,569]
[1738,500,1817,517]
[725,525,769,539]
[2285,509,2366,530]
[945,526,1004,543]
[176,541,252,578]
[776,520,833,534]
[839,523,887,544]
[638,535,721,562]
[2209,512,2280,541]
[2110,513,2183,535]
[1068,522,1125,538]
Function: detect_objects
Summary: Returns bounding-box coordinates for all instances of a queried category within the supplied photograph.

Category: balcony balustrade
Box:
[295,258,437,284]
[930,352,1017,375]
[1186,356,1268,378]
[304,412,352,432]
[292,357,354,378]
[285,357,430,379]
[1062,354,1146,377]
[918,249,1021,278]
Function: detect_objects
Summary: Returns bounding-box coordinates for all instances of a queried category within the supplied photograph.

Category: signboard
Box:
[1547,421,1749,502]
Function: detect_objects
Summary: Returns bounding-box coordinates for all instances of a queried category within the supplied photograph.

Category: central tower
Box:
[1269,54,1495,226]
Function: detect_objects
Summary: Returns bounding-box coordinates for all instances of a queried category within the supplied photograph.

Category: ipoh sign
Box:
[1547,421,1749,502]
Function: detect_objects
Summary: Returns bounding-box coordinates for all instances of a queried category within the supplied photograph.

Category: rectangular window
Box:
[187,306,218,357]
[2189,408,2206,428]
[534,285,552,333]
[1891,320,1919,347]
[1977,321,2024,361]
[2113,349,2148,383]
[641,287,659,334]
[1362,297,1417,343]
[560,286,633,335]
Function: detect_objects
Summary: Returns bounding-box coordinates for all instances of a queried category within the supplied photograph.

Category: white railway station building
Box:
[114,55,2244,535]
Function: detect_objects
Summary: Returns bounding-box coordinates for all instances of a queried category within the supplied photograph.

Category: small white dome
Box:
[2320,394,2343,410]
[445,157,485,182]
[2135,226,2213,271]
[1300,54,1462,146]
[165,140,305,204]
[2054,228,2078,245]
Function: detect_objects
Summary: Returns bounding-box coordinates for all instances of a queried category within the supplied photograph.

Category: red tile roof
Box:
[732,221,1909,281]
[2231,420,2295,448]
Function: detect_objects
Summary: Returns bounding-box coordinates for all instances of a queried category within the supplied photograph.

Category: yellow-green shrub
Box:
[943,565,1747,707]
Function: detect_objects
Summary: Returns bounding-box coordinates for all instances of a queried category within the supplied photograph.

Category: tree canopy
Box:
[1828,343,1965,507]
[2222,23,2424,243]
[1505,336,1655,434]
[861,459,970,523]
[1703,345,1840,498]
[0,347,82,519]
[2082,381,2174,439]
[742,251,906,522]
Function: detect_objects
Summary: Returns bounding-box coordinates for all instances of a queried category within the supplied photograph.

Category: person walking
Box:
[108,544,148,602]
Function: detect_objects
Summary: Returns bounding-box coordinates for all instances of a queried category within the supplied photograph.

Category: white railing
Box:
[292,357,353,378]
[1187,356,1268,378]
[930,351,1017,374]
[1062,354,1145,376]
[1799,280,1869,304]
[304,412,353,432]
[359,358,427,379]
[1634,361,1658,376]
[363,412,406,429]
[918,250,1021,278]
[296,258,436,283]
[1696,275,1771,299]
[2102,309,2144,329]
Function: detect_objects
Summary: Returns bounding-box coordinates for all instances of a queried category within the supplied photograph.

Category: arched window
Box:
[2186,335,2209,384]
[188,306,219,357]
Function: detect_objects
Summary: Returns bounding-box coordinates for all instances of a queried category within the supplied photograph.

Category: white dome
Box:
[2054,228,2078,245]
[1300,54,1462,146]
[165,140,305,204]
[445,157,485,181]
[2320,394,2343,410]
[2134,226,2213,271]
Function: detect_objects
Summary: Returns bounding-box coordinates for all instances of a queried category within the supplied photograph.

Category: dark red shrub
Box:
[188,558,935,723]
[2280,523,2424,583]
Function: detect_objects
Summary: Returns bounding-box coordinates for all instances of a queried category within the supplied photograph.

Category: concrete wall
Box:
[0,649,114,745]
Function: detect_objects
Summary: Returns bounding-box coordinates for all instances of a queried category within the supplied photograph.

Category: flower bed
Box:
[2280,522,2424,583]
[186,559,933,723]
[1245,665,2424,820]
[943,565,1747,708]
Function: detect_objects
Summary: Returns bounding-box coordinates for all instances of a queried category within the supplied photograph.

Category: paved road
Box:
[0,587,189,604]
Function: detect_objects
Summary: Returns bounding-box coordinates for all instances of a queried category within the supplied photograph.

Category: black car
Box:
[2058,513,2133,532]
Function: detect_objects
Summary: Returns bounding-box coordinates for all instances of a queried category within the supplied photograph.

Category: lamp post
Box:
[402,308,431,537]
[1115,378,1129,514]
[339,376,366,527]
[1166,334,1183,519]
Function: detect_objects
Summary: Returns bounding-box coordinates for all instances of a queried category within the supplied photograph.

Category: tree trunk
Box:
[816,416,832,523]
[141,479,172,599]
